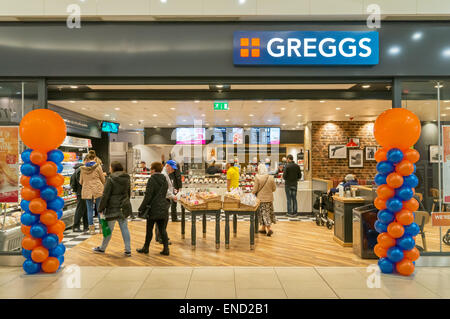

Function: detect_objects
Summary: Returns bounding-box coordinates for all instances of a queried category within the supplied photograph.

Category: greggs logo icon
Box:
[234,31,379,65]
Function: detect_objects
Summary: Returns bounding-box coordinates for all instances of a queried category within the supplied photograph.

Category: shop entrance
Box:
[41,81,397,267]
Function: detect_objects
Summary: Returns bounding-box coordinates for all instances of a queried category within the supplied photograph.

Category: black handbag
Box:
[138,177,163,219]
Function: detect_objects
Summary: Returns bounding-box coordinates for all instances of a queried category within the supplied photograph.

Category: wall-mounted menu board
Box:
[176,128,206,145]
[213,127,244,144]
[250,127,280,145]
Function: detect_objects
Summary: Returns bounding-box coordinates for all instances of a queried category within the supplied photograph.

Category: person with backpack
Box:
[93,161,133,257]
[136,162,170,256]
[70,161,88,233]
[283,154,302,217]
[252,163,277,236]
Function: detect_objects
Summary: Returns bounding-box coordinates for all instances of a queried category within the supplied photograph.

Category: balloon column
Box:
[373,108,421,276]
[19,109,67,274]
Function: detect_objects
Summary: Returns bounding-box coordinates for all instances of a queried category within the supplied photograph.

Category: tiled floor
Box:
[0,265,448,299]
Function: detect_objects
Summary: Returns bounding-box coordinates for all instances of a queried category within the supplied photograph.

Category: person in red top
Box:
[140,161,150,174]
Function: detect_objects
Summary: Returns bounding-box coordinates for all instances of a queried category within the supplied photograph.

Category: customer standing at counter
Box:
[155,160,177,244]
[283,154,302,217]
[168,159,183,222]
[80,150,106,235]
[253,163,277,236]
[226,161,240,192]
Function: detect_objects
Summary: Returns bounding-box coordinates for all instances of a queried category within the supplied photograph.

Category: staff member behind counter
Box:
[206,161,222,175]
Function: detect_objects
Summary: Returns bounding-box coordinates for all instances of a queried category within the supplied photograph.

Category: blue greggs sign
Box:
[233,31,379,65]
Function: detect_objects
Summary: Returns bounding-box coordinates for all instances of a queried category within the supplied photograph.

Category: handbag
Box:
[138,177,163,219]
[255,175,270,197]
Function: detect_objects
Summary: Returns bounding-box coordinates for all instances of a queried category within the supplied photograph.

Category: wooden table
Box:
[180,204,221,250]
[223,205,259,250]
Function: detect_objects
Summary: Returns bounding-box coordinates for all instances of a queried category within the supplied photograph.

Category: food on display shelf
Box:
[0,162,18,186]
[224,188,258,207]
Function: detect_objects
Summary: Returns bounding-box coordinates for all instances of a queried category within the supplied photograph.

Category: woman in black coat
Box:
[136,162,170,255]
[93,161,132,257]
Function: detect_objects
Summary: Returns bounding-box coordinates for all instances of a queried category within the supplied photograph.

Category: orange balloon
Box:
[40,161,58,178]
[396,209,415,225]
[40,210,58,226]
[29,198,47,214]
[19,109,67,152]
[404,149,420,164]
[57,186,64,196]
[20,175,31,188]
[41,257,60,273]
[374,197,387,210]
[48,220,66,235]
[403,247,420,261]
[21,187,40,201]
[387,222,405,238]
[374,148,388,162]
[377,232,396,248]
[403,198,419,212]
[376,184,395,200]
[21,225,31,235]
[374,244,388,258]
[395,160,414,176]
[373,108,421,149]
[396,258,415,276]
[46,174,65,188]
[57,232,64,243]
[30,150,47,166]
[386,172,404,189]
[31,246,49,263]
[22,236,41,250]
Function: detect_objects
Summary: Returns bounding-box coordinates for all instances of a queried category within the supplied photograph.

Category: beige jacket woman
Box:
[79,163,106,199]
[252,174,276,202]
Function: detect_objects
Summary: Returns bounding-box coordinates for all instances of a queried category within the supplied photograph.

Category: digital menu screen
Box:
[250,127,280,145]
[213,127,244,144]
[101,121,120,133]
[176,128,206,145]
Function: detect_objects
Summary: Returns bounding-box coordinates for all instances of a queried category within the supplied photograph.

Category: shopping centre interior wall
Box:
[311,121,378,180]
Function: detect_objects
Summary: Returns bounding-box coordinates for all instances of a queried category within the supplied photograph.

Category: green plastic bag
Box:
[100,218,112,238]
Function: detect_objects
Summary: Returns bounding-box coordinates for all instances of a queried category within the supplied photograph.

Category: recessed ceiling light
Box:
[443,48,450,58]
[257,100,262,103]
[131,100,138,104]
[70,86,78,89]
[345,114,350,117]
[320,100,325,103]
[267,119,271,122]
[153,114,158,117]
[112,118,116,120]
[129,124,133,126]
[249,114,254,117]
[81,107,87,110]
[225,119,230,122]
[442,114,447,117]
[444,100,450,103]
[168,123,171,126]
[170,107,176,111]
[104,114,110,117]
[216,85,223,88]
[160,0,167,3]
[244,123,248,126]
[362,85,371,88]
[281,107,286,111]
[435,84,444,89]
[201,114,205,117]
[389,46,401,55]
[195,100,200,103]
[446,107,450,110]
[297,114,302,117]
[114,107,120,111]
[153,126,157,128]
[239,0,246,4]
[336,107,341,110]
[69,100,75,103]
[412,32,423,41]
[183,119,186,122]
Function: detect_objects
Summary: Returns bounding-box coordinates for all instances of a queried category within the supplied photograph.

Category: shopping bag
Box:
[100,218,111,238]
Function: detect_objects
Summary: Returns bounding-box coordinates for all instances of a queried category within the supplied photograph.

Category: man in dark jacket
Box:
[136,162,170,256]
[70,162,88,232]
[283,154,302,217]
[168,159,183,222]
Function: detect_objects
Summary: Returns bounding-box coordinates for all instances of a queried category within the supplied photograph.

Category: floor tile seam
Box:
[312,266,340,299]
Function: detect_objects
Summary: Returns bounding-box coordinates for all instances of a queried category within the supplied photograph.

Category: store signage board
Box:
[442,125,450,203]
[61,136,92,148]
[432,212,450,227]
[234,31,379,65]
[0,126,19,203]
[214,101,229,110]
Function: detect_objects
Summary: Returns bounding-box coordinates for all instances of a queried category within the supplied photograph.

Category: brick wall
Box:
[311,121,379,180]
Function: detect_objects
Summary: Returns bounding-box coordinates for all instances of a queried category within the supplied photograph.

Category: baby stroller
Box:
[313,191,334,230]
[444,229,450,246]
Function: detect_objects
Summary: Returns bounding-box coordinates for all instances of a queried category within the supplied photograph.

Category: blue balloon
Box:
[377,161,395,175]
[374,220,388,233]
[42,234,59,250]
[20,163,39,177]
[378,209,395,224]
[29,174,47,189]
[40,186,58,202]
[397,235,416,250]
[47,149,64,164]
[20,212,39,226]
[387,246,404,263]
[20,199,30,212]
[413,164,416,173]
[50,243,66,257]
[403,174,419,188]
[378,258,394,274]
[395,186,414,201]
[57,163,64,174]
[57,255,64,266]
[22,249,32,259]
[30,223,47,238]
[56,210,63,219]
[404,222,420,236]
[386,197,403,212]
[387,148,404,164]
[23,259,40,274]
[47,197,65,211]
[21,149,33,163]
[374,173,387,186]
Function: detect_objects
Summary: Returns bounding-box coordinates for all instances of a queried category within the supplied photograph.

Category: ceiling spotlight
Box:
[297,114,302,117]
[336,107,341,110]
[81,107,87,110]
[412,32,423,41]
[104,114,110,117]
[70,86,78,89]
[183,119,186,122]
[195,100,200,103]
[216,84,224,88]
[114,107,120,110]
[129,124,133,126]
[388,46,401,55]
[267,119,272,122]
[282,123,286,126]
[345,114,350,117]
[362,85,371,88]
[153,114,158,117]
[168,123,171,126]
[244,123,248,126]
[257,100,262,103]
[249,114,254,117]
[69,100,75,103]
[281,107,286,111]
[443,48,450,58]
[442,114,447,117]
[444,100,450,103]
[160,0,167,3]
[201,114,205,117]
[225,119,230,122]
[239,0,246,4]
[170,107,176,111]
[319,100,325,103]
[131,100,138,104]
[435,84,444,89]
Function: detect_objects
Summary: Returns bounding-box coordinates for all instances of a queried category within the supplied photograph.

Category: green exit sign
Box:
[214,101,229,110]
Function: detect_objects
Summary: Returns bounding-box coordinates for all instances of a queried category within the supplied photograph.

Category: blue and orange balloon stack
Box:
[18,109,67,274]
[373,108,422,276]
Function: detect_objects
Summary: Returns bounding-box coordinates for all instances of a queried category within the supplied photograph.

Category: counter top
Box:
[355,185,373,192]
[333,195,366,203]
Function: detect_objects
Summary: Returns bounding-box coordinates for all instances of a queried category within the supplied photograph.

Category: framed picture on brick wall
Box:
[349,149,364,168]
[329,144,347,159]
[365,146,377,161]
